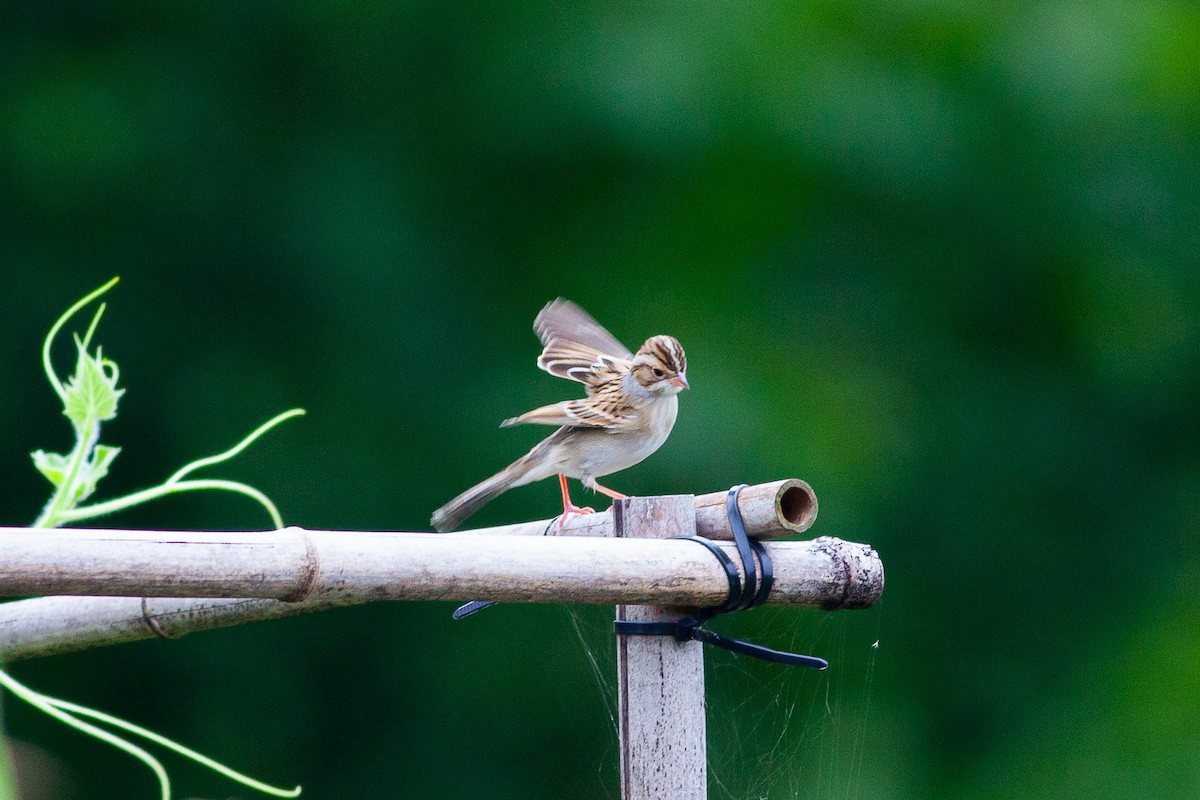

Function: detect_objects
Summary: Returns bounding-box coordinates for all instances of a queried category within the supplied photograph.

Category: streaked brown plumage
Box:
[431,299,688,532]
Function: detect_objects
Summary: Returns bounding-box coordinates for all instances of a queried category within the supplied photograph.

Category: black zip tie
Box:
[613,485,828,671]
[451,600,493,620]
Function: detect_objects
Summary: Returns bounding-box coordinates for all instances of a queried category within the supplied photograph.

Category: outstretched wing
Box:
[533,299,633,391]
[501,380,638,431]
[539,349,630,395]
[535,298,632,357]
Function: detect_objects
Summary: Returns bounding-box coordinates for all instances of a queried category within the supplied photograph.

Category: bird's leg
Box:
[557,473,595,529]
[589,480,628,500]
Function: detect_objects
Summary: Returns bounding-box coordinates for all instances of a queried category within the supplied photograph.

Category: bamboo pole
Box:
[0,479,878,664]
[0,596,308,662]
[0,528,880,606]
[615,495,706,800]
[466,478,817,540]
[0,536,882,662]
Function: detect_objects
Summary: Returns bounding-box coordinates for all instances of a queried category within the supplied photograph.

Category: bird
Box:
[430,298,688,532]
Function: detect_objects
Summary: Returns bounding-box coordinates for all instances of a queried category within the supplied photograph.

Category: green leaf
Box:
[36,445,121,508]
[31,450,69,489]
[62,342,124,433]
[73,445,121,505]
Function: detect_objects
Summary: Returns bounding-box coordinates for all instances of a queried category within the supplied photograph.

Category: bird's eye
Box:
[652,367,664,378]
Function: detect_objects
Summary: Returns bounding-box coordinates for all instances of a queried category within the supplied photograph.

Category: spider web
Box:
[562,600,883,800]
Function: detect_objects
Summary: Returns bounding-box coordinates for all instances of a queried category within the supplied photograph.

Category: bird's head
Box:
[631,335,689,395]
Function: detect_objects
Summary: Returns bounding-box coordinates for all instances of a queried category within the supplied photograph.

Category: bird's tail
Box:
[430,456,538,532]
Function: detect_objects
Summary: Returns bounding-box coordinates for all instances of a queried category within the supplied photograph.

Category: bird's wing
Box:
[501,383,638,431]
[537,348,630,395]
[532,299,633,391]
[535,298,632,357]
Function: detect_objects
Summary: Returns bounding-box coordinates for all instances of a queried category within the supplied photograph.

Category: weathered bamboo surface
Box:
[0,528,880,606]
[466,478,817,540]
[0,479,879,664]
[0,595,315,662]
[0,534,882,662]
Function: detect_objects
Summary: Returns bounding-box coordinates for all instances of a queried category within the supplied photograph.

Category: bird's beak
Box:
[672,373,690,390]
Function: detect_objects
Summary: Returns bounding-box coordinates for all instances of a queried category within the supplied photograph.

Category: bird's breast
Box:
[587,394,678,477]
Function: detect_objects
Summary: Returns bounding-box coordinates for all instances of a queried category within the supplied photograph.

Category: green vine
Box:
[32,277,302,530]
[7,278,305,799]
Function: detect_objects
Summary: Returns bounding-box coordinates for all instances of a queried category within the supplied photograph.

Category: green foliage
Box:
[31,444,118,508]
[0,670,300,800]
[61,340,123,433]
[30,278,303,530]
[6,281,305,800]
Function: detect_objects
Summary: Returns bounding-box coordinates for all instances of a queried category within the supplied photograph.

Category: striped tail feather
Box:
[431,458,536,532]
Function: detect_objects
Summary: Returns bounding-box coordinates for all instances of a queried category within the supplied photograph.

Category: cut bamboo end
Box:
[780,480,819,531]
[692,478,818,538]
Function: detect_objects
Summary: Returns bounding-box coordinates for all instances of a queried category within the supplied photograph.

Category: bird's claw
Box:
[557,504,595,529]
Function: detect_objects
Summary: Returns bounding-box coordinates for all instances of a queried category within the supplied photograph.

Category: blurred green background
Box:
[2,1,1198,798]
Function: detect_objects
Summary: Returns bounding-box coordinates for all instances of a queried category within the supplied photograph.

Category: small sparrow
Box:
[431,298,688,532]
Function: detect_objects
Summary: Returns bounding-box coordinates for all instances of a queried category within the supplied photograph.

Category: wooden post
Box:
[615,494,706,800]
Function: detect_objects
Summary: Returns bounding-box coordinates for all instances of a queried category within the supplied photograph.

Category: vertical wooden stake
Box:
[615,494,706,800]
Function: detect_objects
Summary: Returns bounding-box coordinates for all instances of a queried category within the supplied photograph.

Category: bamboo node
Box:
[281,528,320,603]
[139,597,175,640]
